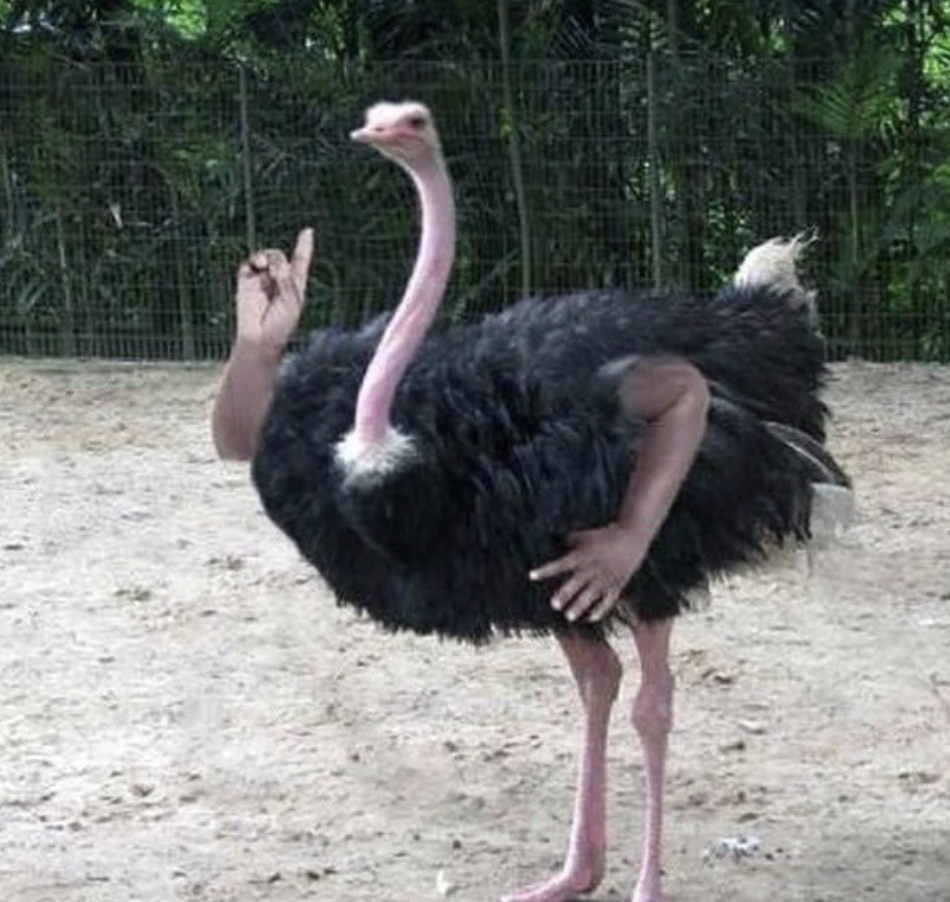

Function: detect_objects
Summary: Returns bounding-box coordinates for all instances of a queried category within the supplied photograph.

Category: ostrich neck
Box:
[352,158,456,446]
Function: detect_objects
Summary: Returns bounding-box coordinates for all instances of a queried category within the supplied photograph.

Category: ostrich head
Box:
[350,101,442,168]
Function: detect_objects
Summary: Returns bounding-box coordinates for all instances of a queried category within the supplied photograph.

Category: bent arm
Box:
[211,233,313,461]
[614,356,710,547]
[530,355,710,620]
[211,339,283,461]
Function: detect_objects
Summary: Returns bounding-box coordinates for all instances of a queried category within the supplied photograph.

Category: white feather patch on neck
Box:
[334,426,419,486]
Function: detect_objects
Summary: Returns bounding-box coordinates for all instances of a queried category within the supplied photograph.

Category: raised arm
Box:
[530,356,710,621]
[211,229,314,461]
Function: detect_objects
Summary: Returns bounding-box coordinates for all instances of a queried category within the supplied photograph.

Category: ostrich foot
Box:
[500,857,604,902]
[631,875,665,902]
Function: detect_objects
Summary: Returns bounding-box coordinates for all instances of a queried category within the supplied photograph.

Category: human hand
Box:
[530,523,647,622]
[235,228,314,355]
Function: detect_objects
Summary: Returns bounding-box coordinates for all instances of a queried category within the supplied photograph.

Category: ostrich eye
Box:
[406,115,428,130]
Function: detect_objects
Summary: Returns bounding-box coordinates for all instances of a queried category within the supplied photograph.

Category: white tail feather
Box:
[804,483,857,576]
[809,483,856,544]
[733,232,818,325]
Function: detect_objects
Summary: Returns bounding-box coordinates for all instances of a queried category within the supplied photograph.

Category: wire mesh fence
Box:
[1,51,948,361]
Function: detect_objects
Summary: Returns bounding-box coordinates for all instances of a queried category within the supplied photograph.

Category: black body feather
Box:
[251,279,850,643]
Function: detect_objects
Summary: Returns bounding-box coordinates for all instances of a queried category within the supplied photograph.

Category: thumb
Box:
[291,228,314,296]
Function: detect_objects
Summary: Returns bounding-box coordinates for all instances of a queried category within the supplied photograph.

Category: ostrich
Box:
[212,101,852,902]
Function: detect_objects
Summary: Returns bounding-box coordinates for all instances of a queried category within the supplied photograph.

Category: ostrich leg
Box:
[502,632,622,902]
[630,618,674,902]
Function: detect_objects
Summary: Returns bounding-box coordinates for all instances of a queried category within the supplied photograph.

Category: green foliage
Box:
[0,0,949,361]
[795,42,901,142]
[128,0,207,38]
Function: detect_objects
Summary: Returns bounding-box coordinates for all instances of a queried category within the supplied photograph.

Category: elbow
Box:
[682,365,711,421]
[612,355,709,424]
[211,416,255,462]
[215,438,254,462]
[215,430,256,462]
[673,366,710,445]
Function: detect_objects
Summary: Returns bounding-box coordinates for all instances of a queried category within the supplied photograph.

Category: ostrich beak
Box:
[351,124,412,148]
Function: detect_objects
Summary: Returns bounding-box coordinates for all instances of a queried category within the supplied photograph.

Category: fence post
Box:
[497,0,532,297]
[54,205,77,357]
[239,64,257,253]
[647,52,663,290]
[170,188,196,359]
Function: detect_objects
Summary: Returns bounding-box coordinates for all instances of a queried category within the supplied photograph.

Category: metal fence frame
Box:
[1,53,948,362]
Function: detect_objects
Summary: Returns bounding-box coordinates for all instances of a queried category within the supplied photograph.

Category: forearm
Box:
[211,338,284,461]
[615,362,710,546]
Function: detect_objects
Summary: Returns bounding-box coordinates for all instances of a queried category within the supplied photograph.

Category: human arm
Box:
[530,357,710,621]
[211,228,314,461]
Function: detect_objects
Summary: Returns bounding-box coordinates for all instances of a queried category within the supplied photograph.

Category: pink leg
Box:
[502,632,622,902]
[630,618,674,902]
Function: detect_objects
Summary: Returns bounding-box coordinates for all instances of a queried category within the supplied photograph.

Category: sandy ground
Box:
[0,357,948,902]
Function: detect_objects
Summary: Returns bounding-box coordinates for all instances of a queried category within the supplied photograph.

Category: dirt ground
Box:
[0,357,948,902]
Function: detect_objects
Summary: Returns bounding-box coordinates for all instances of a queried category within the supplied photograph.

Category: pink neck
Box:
[352,156,456,445]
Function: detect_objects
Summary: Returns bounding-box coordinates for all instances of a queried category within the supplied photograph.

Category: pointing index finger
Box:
[292,228,314,295]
